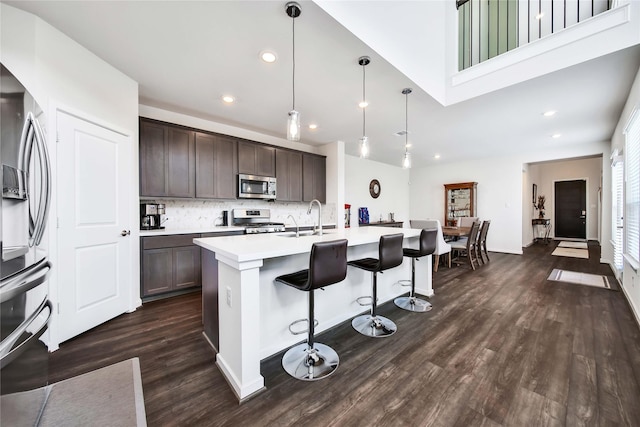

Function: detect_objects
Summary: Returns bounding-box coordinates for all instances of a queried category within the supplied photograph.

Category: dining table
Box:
[442,226,471,238]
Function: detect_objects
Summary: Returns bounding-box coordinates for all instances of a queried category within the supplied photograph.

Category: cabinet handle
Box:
[121,230,131,236]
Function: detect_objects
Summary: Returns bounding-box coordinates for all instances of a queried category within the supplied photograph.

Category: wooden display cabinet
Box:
[444,182,477,226]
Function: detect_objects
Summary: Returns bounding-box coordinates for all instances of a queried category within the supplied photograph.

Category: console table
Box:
[532,218,551,244]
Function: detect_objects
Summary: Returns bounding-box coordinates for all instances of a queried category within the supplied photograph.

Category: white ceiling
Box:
[7,0,640,168]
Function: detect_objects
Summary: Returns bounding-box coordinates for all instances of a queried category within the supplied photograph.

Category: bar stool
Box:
[348,233,404,338]
[275,239,348,381]
[394,228,437,312]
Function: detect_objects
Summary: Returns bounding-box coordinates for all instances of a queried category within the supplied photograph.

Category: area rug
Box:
[551,247,589,258]
[548,269,614,290]
[1,358,146,426]
[558,241,588,249]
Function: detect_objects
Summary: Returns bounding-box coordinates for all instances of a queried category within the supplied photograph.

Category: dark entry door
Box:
[554,180,586,239]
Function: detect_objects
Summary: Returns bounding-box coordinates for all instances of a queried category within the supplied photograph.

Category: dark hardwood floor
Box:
[49,241,640,426]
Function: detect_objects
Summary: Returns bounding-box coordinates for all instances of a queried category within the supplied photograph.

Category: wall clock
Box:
[369,179,381,198]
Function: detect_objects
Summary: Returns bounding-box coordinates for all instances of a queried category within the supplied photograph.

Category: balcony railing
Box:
[457,0,613,71]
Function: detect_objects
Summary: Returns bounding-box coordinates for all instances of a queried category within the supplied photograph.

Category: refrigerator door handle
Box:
[0,299,52,369]
[0,259,51,304]
[32,115,51,246]
[19,112,51,247]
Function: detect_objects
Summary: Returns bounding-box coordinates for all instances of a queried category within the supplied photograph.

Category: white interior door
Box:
[56,111,131,343]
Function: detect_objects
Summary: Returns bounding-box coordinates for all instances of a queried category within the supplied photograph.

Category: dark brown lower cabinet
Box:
[141,234,202,299]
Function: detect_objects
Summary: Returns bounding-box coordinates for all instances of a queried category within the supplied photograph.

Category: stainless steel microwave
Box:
[238,174,277,199]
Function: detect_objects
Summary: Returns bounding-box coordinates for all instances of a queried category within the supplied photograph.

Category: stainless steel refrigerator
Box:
[1,64,53,425]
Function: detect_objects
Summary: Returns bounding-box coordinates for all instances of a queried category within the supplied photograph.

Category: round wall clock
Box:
[369,179,381,198]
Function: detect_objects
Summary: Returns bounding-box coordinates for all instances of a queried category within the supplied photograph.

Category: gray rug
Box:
[1,358,146,426]
[548,269,616,290]
[558,241,588,249]
[551,247,589,259]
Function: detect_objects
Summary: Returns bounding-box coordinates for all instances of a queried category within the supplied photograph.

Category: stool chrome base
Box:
[351,314,397,337]
[394,296,432,312]
[281,342,339,381]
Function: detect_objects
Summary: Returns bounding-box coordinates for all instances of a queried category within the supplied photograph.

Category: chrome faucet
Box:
[307,199,322,236]
[287,214,299,237]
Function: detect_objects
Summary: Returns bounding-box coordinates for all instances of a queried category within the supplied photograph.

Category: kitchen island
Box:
[194,226,432,401]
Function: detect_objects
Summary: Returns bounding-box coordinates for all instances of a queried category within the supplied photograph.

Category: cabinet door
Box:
[214,135,238,199]
[196,133,237,199]
[238,140,275,177]
[173,246,201,289]
[276,149,302,202]
[166,127,195,198]
[303,154,326,203]
[142,248,173,296]
[195,132,216,198]
[237,140,256,175]
[255,145,275,177]
[140,120,168,197]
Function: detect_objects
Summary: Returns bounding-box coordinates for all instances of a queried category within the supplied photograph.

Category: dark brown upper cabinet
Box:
[275,149,303,202]
[238,140,276,177]
[195,132,238,199]
[303,154,326,203]
[140,119,195,198]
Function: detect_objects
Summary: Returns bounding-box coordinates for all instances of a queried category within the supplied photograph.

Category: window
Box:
[624,108,640,267]
[612,155,623,271]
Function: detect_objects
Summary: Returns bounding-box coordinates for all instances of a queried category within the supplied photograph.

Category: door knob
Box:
[121,230,131,236]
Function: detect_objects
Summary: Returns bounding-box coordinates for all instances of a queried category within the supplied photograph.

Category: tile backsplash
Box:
[142,199,336,229]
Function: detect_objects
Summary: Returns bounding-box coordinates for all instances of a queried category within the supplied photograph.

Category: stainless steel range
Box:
[232,209,285,234]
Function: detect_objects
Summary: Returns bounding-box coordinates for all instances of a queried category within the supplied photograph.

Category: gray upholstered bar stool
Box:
[275,239,348,381]
[394,228,437,312]
[348,233,404,338]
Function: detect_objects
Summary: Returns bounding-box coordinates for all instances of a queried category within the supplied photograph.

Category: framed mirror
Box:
[532,183,537,205]
[369,179,381,198]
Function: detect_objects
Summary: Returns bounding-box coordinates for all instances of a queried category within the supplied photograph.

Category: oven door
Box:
[238,174,276,199]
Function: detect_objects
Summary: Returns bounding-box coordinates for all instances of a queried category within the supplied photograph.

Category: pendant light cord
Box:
[405,91,408,153]
[362,64,366,136]
[292,15,296,111]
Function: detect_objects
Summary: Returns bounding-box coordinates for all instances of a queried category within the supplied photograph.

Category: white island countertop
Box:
[194,226,420,263]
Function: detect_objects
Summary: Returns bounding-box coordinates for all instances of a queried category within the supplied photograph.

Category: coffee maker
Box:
[140,203,165,230]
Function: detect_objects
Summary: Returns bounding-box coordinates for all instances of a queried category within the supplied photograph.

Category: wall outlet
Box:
[226,286,232,307]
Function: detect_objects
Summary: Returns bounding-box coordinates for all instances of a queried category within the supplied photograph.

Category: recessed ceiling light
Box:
[405,143,412,148]
[552,133,562,139]
[358,101,368,108]
[535,12,544,20]
[434,154,441,159]
[260,51,277,63]
[308,124,318,130]
[222,95,235,103]
[543,110,556,117]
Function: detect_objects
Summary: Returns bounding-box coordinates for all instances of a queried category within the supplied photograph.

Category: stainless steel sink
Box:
[276,230,336,238]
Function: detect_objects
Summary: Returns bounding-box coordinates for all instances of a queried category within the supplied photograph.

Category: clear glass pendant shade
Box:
[287,110,300,141]
[402,151,412,169]
[359,136,369,158]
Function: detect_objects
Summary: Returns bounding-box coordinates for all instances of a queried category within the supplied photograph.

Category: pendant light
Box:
[286,2,301,141]
[402,88,412,169]
[358,56,371,158]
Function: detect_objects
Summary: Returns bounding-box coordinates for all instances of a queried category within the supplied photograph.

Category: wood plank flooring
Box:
[49,241,640,426]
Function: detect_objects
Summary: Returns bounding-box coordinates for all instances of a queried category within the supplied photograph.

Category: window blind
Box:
[624,109,640,266]
[612,160,624,270]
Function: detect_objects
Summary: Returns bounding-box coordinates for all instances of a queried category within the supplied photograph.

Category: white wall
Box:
[611,65,640,324]
[529,157,602,241]
[345,155,410,227]
[410,141,610,255]
[1,3,139,349]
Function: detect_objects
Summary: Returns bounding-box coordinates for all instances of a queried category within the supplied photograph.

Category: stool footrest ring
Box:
[356,296,376,307]
[288,318,319,335]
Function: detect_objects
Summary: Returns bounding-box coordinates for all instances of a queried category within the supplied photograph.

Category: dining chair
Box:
[409,220,451,271]
[478,220,491,263]
[450,221,481,270]
[458,216,479,228]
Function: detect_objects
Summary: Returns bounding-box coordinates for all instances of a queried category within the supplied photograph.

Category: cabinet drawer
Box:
[142,234,201,250]
[201,231,244,238]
